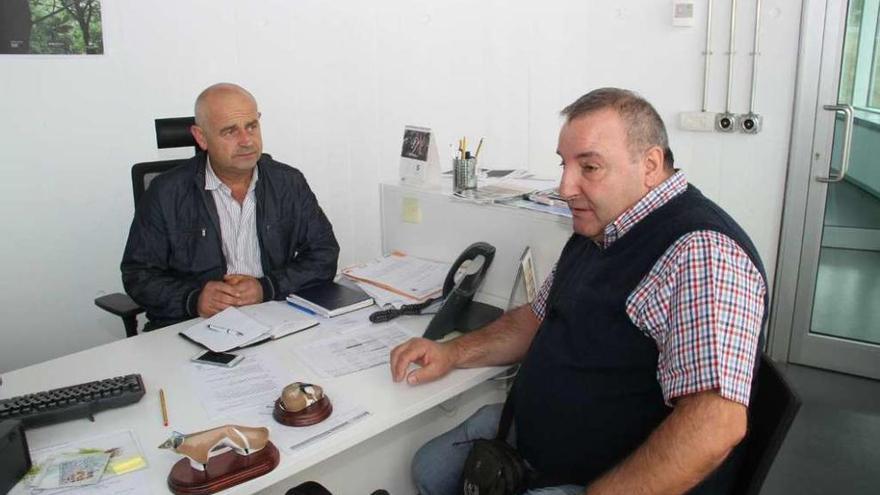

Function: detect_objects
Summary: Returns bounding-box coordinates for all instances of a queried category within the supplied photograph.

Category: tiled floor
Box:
[760,363,880,494]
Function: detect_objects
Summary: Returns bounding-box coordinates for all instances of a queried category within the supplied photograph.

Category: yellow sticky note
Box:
[109,456,147,475]
[402,197,422,224]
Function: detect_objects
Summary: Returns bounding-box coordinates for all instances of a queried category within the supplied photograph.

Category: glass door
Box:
[780,0,880,378]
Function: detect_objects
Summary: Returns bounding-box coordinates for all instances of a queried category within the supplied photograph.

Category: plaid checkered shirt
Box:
[530,171,766,406]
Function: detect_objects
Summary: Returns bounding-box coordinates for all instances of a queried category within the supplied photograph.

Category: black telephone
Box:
[422,242,504,340]
[369,242,504,340]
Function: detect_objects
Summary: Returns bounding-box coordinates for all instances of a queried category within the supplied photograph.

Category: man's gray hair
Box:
[561,88,674,169]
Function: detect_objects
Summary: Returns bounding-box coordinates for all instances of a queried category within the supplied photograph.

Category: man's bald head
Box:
[190,83,263,179]
[194,83,258,129]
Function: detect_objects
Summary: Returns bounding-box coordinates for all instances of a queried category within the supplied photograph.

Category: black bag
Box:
[461,438,529,495]
[460,397,530,495]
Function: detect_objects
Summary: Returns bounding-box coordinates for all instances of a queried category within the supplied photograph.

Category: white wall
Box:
[0,0,802,373]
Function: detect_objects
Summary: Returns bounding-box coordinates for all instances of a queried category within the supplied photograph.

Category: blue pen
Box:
[286,301,317,316]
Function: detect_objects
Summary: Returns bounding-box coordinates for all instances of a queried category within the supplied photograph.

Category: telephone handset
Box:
[368,242,504,340]
[422,242,504,341]
[439,242,495,306]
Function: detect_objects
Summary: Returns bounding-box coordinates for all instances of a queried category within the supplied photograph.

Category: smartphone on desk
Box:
[191,350,243,368]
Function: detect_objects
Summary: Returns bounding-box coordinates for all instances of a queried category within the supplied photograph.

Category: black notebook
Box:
[286,281,374,318]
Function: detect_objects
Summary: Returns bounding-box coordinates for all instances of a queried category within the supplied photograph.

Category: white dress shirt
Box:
[205,159,264,277]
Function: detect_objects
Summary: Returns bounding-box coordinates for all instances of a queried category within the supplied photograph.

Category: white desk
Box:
[3,180,572,494]
[1,311,506,494]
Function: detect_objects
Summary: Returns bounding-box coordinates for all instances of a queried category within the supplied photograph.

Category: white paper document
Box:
[240,301,319,339]
[233,393,371,454]
[342,252,450,302]
[292,324,418,378]
[309,307,377,335]
[187,349,371,461]
[187,354,290,418]
[181,307,269,352]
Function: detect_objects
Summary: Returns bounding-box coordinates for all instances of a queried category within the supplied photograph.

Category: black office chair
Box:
[731,353,801,495]
[94,117,198,337]
[286,481,389,495]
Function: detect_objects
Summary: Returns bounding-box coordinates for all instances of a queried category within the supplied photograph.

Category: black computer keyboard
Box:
[0,374,145,428]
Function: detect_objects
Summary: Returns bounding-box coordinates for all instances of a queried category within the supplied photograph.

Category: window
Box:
[838,0,880,110]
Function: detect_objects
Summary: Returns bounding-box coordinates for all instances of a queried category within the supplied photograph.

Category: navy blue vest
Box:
[512,185,768,491]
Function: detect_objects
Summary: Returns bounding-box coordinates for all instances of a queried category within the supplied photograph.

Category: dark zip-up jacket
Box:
[121,153,339,327]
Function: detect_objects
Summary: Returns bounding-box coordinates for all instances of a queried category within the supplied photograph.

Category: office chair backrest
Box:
[131,117,198,206]
[156,117,197,150]
[732,353,801,495]
[131,160,185,206]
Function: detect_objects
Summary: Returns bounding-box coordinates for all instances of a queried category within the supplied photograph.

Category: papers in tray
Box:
[286,281,374,318]
[181,302,318,352]
[342,251,450,303]
[497,197,572,218]
[452,184,533,204]
[12,430,149,495]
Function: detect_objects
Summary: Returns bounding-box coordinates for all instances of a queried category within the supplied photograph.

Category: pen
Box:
[207,324,244,337]
[159,388,169,427]
[286,301,317,316]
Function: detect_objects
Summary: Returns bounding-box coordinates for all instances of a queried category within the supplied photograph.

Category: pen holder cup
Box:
[453,157,478,193]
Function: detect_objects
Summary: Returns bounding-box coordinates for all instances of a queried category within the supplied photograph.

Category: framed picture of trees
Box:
[1,0,103,55]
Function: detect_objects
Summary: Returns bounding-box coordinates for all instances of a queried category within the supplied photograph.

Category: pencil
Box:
[475,137,484,159]
[159,388,169,427]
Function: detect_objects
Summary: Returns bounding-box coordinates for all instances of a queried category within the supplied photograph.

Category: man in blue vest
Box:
[390,88,767,494]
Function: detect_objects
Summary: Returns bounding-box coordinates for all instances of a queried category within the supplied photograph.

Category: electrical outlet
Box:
[679,112,717,132]
[740,113,762,134]
[672,0,696,27]
[715,113,737,132]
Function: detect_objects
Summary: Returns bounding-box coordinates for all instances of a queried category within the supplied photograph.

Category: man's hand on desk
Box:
[224,274,264,306]
[197,280,241,317]
[390,337,459,385]
[198,276,264,317]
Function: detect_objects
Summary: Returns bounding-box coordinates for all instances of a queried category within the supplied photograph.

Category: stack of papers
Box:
[526,187,566,207]
[452,183,534,204]
[497,197,572,218]
[181,302,318,352]
[342,252,450,307]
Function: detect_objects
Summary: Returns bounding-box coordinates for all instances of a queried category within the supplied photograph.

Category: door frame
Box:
[770,0,880,378]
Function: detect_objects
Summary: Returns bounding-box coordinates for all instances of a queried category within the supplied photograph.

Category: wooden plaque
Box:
[273,396,333,427]
[167,441,280,495]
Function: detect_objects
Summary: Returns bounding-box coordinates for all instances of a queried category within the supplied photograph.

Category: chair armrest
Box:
[94,293,144,319]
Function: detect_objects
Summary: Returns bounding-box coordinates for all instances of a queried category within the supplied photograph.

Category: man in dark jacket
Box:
[121,83,339,328]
